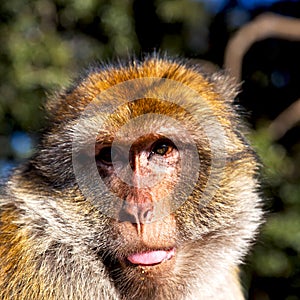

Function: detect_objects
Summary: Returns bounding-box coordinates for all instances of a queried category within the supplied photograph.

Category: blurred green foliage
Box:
[245,127,300,298]
[0,0,139,135]
[0,0,300,299]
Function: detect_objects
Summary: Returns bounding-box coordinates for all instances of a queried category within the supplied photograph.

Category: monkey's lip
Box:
[127,248,175,266]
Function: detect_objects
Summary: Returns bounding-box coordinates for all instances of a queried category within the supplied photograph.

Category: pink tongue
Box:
[127,249,175,265]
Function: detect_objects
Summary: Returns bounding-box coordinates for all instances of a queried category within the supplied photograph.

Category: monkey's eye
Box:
[96,146,122,166]
[151,140,175,157]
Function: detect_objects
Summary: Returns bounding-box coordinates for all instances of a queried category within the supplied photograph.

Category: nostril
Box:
[119,209,138,224]
[141,208,154,224]
[119,202,138,223]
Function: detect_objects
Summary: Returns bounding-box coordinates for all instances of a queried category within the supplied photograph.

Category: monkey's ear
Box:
[44,91,76,123]
[44,80,93,123]
[186,59,240,103]
[209,71,240,104]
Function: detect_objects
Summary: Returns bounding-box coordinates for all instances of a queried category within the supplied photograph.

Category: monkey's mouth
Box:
[126,248,175,266]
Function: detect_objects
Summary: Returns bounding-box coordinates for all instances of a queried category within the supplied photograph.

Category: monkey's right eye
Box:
[95,146,121,166]
[95,145,126,167]
[96,147,112,165]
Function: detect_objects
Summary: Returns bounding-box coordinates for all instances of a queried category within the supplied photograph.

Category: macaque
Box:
[0,55,262,300]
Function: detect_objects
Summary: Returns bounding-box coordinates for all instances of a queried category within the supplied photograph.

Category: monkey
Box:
[0,54,262,300]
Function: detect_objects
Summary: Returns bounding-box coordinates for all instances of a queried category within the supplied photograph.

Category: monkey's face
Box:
[69,86,224,286]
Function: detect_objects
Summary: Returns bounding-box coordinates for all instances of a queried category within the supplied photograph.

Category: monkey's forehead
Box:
[45,55,238,124]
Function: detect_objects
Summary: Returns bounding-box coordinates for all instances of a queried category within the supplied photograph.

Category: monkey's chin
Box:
[126,248,175,266]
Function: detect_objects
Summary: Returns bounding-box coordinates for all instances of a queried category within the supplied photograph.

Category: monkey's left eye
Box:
[151,140,175,157]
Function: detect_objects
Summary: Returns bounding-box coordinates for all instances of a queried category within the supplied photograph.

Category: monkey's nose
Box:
[119,202,154,224]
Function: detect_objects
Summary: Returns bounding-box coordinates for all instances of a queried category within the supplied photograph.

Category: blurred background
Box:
[1,0,300,299]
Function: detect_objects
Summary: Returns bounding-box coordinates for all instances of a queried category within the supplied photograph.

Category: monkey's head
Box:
[11,55,262,298]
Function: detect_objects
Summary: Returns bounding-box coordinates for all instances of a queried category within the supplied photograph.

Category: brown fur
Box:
[0,55,262,299]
